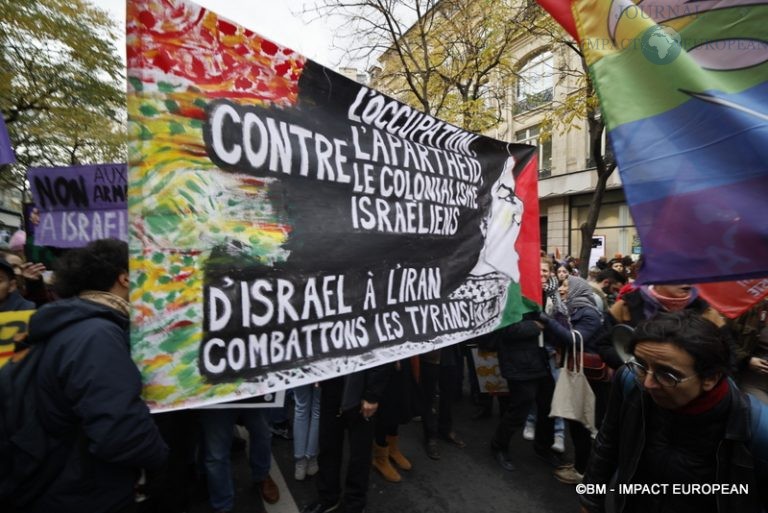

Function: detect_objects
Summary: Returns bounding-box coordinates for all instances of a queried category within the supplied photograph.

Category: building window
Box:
[515,51,554,113]
[516,125,552,177]
[568,190,635,259]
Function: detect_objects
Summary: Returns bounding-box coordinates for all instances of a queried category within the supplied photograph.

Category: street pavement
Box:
[190,395,581,513]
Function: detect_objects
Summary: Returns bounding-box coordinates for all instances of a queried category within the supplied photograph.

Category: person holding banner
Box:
[419,346,466,460]
[293,384,321,481]
[198,408,278,513]
[490,313,563,472]
[371,360,417,482]
[494,258,567,469]
[23,239,168,513]
[302,365,392,513]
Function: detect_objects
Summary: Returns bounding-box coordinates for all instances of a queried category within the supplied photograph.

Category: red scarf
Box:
[675,378,729,415]
[649,286,691,312]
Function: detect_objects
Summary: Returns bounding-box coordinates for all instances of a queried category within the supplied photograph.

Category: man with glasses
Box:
[579,310,768,513]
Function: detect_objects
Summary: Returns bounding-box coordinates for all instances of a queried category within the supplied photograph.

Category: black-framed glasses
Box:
[627,359,696,388]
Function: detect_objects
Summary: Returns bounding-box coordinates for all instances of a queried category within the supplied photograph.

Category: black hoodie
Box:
[24,297,168,513]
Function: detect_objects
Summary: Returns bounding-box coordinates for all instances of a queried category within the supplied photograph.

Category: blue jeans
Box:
[293,384,321,459]
[199,409,272,512]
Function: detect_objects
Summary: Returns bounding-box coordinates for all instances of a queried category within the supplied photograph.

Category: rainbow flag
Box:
[539,0,768,284]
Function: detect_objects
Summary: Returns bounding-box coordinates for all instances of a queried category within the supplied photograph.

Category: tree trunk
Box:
[576,57,617,278]
[577,121,617,277]
[578,169,610,277]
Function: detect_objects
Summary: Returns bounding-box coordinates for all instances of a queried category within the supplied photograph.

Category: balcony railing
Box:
[513,89,553,114]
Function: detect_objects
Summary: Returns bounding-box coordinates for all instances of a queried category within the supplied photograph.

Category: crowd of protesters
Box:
[0,240,766,513]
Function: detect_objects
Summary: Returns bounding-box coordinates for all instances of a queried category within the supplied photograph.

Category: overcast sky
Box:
[91,0,349,69]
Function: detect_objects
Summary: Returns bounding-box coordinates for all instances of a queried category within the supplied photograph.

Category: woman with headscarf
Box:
[540,275,607,485]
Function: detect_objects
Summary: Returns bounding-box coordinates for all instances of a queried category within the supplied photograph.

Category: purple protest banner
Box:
[0,118,15,165]
[27,164,127,248]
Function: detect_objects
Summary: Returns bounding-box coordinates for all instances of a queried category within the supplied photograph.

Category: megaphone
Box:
[612,324,635,363]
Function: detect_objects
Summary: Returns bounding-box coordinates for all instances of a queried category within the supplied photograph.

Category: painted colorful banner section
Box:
[127,0,540,411]
[0,310,35,368]
[540,0,768,285]
[28,164,127,248]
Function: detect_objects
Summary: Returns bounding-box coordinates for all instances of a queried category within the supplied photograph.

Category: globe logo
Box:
[641,26,682,64]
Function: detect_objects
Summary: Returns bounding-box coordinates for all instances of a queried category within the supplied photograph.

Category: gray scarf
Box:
[565,276,599,315]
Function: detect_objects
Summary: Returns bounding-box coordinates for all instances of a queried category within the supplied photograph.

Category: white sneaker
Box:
[306,456,319,476]
[522,422,535,441]
[552,434,565,453]
[295,458,308,481]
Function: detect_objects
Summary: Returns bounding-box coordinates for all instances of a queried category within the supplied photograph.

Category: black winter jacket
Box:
[543,306,604,354]
[324,363,393,414]
[497,318,549,381]
[581,367,768,513]
[25,298,168,513]
[0,290,35,312]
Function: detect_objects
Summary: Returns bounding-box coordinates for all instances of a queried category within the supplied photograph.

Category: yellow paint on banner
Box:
[0,310,36,368]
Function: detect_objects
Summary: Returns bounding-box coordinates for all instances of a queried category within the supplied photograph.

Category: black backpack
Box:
[0,338,63,510]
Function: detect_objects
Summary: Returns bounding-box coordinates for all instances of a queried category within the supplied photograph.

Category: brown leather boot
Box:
[372,443,401,482]
[386,435,412,471]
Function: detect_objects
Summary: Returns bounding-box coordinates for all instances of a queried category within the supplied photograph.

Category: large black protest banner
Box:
[128,0,539,411]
